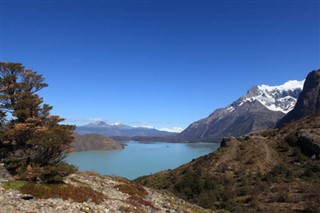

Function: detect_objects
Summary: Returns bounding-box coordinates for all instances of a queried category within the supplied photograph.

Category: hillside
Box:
[0,170,212,212]
[136,115,320,212]
[70,134,124,152]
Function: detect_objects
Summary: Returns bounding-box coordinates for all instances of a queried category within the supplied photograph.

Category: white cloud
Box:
[132,125,155,129]
[157,127,184,133]
[132,125,184,133]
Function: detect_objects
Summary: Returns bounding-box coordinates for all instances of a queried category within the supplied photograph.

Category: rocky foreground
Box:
[0,170,212,213]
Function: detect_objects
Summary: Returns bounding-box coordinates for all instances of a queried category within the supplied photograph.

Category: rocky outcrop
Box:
[297,129,320,158]
[71,134,123,152]
[277,69,320,127]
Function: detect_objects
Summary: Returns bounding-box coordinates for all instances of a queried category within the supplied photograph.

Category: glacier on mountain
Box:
[240,80,304,113]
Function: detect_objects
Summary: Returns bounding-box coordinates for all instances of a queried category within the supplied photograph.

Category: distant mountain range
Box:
[175,80,304,142]
[76,121,175,137]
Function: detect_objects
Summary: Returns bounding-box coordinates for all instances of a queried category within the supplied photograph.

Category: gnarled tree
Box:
[0,62,76,183]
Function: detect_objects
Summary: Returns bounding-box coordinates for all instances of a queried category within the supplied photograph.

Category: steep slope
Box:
[176,80,303,142]
[71,134,123,152]
[278,69,320,127]
[76,121,174,137]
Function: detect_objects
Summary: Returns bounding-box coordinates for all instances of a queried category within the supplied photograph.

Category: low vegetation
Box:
[114,182,148,197]
[126,195,160,211]
[20,183,107,204]
[136,116,320,212]
[2,179,107,204]
[2,180,27,190]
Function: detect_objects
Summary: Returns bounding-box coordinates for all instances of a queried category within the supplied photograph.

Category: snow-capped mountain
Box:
[76,121,175,137]
[84,121,130,129]
[175,80,304,142]
[240,80,304,113]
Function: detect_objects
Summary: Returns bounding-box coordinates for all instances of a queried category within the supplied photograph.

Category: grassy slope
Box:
[136,116,320,212]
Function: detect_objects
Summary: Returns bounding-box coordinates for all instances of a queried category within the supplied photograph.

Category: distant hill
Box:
[175,80,304,142]
[71,134,123,152]
[136,70,320,212]
[76,121,175,138]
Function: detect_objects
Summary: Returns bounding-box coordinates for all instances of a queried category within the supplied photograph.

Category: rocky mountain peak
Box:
[239,80,304,114]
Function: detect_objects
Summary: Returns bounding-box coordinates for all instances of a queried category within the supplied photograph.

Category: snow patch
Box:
[252,80,304,113]
[227,106,235,112]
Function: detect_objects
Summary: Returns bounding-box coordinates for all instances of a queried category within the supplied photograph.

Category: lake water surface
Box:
[66,141,219,180]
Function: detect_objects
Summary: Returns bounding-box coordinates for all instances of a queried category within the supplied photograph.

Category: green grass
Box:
[2,180,28,190]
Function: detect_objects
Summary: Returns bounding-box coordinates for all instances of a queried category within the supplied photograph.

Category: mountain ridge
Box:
[175,79,304,142]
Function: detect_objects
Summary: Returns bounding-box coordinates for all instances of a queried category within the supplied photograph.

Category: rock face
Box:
[176,80,303,142]
[277,69,320,127]
[71,134,123,152]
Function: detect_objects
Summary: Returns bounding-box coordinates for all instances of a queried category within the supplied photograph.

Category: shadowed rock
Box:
[277,69,320,127]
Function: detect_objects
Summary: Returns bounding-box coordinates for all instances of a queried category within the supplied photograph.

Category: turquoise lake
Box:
[66,141,220,180]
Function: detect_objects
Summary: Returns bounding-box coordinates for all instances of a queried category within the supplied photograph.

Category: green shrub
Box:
[302,162,320,179]
[19,162,77,183]
[263,164,294,182]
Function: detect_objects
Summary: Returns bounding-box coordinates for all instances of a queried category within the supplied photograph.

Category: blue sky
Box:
[0,0,319,131]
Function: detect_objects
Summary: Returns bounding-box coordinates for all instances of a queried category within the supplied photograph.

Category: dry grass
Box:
[126,195,159,211]
[19,183,107,204]
[114,182,148,197]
